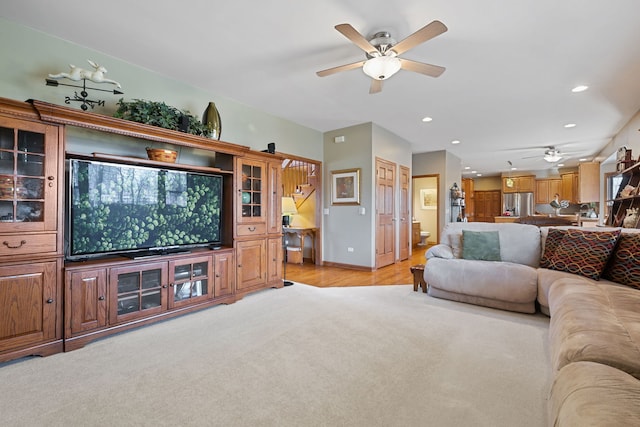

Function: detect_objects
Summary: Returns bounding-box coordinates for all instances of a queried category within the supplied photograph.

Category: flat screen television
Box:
[67,158,223,260]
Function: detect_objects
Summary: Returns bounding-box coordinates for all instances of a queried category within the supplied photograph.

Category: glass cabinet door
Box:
[239,160,265,222]
[0,117,58,232]
[169,257,212,307]
[109,262,167,322]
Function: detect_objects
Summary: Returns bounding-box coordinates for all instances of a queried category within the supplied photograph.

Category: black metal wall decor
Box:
[45,60,123,111]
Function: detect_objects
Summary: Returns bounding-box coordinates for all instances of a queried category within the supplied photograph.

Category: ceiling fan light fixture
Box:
[544,153,562,162]
[363,56,401,80]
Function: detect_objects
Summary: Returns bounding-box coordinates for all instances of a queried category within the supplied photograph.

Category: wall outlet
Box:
[347,247,354,252]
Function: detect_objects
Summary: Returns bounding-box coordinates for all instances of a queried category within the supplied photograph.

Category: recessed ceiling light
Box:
[564,123,576,128]
[511,167,517,171]
[572,85,589,93]
[451,140,460,145]
[476,173,482,177]
[471,170,477,174]
[557,163,565,167]
[464,166,471,170]
[579,158,588,162]
[422,116,433,122]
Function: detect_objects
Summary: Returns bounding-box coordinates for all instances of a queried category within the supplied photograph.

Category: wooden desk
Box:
[283,227,318,263]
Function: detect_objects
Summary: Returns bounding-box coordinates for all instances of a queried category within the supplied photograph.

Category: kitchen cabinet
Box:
[535,179,562,204]
[578,162,600,203]
[561,172,579,203]
[502,175,535,193]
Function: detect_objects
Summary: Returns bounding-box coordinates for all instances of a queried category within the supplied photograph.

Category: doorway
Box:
[412,175,439,247]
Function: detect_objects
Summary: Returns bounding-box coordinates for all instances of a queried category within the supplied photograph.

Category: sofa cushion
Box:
[425,257,538,313]
[535,268,620,316]
[539,228,566,268]
[545,228,620,280]
[549,361,640,427]
[443,222,541,267]
[603,232,640,289]
[461,230,501,261]
[548,279,640,378]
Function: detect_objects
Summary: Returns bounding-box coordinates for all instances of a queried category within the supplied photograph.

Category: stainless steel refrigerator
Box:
[503,192,534,217]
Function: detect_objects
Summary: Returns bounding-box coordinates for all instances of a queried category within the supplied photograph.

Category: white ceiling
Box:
[4,1,640,176]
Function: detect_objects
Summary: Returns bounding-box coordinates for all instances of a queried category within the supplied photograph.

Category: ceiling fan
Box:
[316,20,448,94]
[521,147,566,163]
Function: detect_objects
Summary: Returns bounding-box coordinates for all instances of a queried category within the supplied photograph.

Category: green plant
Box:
[113,98,209,136]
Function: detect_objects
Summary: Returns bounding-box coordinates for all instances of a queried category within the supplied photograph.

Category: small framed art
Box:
[331,168,360,205]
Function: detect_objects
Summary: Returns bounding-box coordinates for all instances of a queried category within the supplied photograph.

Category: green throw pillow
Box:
[462,230,501,261]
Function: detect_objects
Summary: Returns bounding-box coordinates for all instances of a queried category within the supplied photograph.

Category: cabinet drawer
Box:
[236,223,266,236]
[0,233,57,256]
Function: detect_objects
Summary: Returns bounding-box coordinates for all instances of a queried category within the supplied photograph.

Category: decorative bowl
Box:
[146,148,177,163]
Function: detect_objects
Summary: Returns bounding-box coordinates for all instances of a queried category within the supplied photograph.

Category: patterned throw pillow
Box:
[540,228,567,268]
[546,229,621,280]
[602,233,640,289]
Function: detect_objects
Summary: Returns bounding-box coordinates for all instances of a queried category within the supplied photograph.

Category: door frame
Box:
[411,174,440,247]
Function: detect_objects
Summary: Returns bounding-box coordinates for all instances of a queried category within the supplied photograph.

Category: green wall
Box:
[0,18,323,160]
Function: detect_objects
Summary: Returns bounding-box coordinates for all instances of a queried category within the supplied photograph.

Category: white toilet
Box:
[419,230,430,246]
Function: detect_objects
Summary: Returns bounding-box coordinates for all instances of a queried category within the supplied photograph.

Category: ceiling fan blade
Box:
[316,60,366,77]
[399,59,445,77]
[334,23,379,56]
[391,20,447,55]
[369,79,383,94]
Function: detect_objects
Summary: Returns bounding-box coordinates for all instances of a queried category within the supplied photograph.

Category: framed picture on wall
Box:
[331,168,360,205]
[420,188,437,209]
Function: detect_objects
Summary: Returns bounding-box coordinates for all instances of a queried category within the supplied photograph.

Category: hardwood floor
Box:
[284,246,430,287]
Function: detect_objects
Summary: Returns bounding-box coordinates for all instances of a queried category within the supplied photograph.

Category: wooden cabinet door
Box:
[561,173,576,203]
[67,269,107,335]
[0,261,58,352]
[535,180,549,204]
[213,250,235,297]
[266,160,282,235]
[266,237,282,286]
[518,176,535,192]
[236,239,266,290]
[236,158,266,226]
[0,116,60,235]
[549,179,562,203]
[578,162,600,203]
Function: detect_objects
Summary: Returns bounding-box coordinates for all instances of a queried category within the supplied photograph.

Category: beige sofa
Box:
[424,222,640,425]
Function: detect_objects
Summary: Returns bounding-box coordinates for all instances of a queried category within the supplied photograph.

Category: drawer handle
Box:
[98,295,105,301]
[248,226,256,232]
[3,240,26,249]
[46,298,54,304]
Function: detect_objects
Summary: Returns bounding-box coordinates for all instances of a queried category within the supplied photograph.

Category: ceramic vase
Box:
[202,102,222,140]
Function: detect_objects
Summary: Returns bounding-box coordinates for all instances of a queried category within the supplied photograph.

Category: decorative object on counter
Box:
[113,99,209,136]
[202,102,222,140]
[623,208,639,228]
[145,147,178,163]
[46,59,124,110]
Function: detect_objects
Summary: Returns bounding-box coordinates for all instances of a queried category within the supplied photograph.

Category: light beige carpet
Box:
[0,284,551,426]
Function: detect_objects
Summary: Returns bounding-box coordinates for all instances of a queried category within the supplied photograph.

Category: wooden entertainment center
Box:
[0,97,283,363]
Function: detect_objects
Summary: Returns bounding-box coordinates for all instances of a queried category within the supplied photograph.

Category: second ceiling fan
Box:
[316,20,448,94]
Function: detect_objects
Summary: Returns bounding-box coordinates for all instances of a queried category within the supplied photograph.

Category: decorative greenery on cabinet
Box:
[113,99,209,136]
